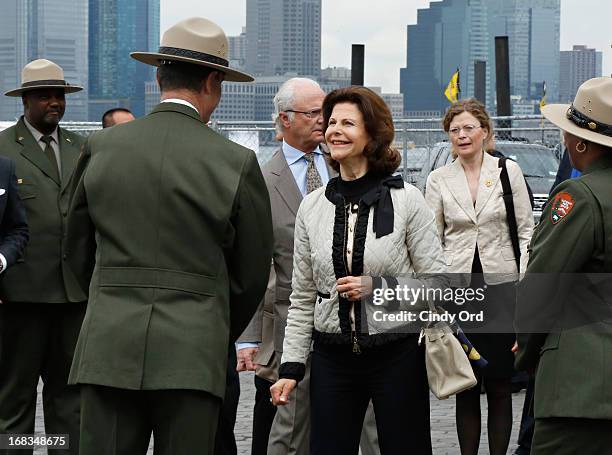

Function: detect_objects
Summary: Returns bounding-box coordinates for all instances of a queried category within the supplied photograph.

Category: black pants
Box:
[214,348,240,455]
[310,337,431,455]
[0,302,86,455]
[79,385,220,455]
[251,375,276,455]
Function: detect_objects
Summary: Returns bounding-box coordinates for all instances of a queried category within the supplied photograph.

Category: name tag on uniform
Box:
[17,178,23,184]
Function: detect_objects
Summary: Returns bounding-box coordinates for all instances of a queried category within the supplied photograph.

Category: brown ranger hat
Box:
[542,77,612,149]
[131,17,254,82]
[4,59,83,97]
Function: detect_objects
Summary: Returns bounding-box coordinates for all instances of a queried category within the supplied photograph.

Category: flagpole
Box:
[540,81,547,130]
[457,67,461,100]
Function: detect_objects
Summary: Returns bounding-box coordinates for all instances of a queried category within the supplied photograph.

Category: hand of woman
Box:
[336,276,373,301]
[270,378,297,406]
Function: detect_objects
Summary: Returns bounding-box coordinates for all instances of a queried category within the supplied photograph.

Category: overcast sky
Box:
[161,0,611,93]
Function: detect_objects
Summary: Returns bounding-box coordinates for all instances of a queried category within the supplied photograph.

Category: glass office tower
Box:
[89,0,160,119]
[400,0,560,115]
[0,0,88,121]
[246,0,321,78]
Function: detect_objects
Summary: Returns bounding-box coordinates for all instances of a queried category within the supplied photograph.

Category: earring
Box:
[576,141,587,153]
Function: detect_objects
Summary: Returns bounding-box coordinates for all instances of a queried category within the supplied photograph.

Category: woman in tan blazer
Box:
[425,99,533,455]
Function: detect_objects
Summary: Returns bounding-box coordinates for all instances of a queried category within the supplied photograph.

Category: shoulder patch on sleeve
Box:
[550,191,575,224]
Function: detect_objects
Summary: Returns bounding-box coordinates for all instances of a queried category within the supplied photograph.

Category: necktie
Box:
[304,153,323,194]
[41,135,60,182]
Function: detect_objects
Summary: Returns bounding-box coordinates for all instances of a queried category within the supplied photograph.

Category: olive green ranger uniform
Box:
[0,118,86,455]
[515,153,612,454]
[65,102,273,454]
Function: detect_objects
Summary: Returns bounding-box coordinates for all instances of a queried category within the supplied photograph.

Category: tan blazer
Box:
[239,147,335,381]
[425,151,534,285]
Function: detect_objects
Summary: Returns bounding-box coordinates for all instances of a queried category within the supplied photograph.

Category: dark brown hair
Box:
[442,98,494,151]
[322,86,401,175]
[157,62,215,93]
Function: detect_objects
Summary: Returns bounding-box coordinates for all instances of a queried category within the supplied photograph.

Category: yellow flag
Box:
[444,69,460,104]
[539,81,547,111]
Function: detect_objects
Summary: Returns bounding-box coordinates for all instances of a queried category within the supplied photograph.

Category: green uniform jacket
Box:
[0,117,86,303]
[515,153,612,419]
[66,103,273,399]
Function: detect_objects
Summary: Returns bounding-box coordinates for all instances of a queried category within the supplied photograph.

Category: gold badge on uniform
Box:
[484,179,493,187]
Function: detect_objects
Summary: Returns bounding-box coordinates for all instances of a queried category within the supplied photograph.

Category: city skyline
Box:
[399,0,563,116]
[0,1,607,121]
[559,45,603,103]
[89,0,160,119]
[0,0,89,121]
[162,0,611,93]
[245,0,321,77]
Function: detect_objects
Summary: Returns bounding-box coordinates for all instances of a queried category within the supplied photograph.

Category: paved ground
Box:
[35,374,525,454]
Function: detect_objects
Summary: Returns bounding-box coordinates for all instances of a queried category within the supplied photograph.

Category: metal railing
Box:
[2,116,563,181]
[210,115,563,170]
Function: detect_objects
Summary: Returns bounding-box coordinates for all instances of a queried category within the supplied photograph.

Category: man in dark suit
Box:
[0,156,29,289]
[65,17,272,455]
[0,154,30,360]
[0,58,86,455]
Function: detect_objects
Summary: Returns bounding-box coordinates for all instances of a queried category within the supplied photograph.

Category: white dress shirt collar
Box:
[282,140,322,165]
[160,98,200,116]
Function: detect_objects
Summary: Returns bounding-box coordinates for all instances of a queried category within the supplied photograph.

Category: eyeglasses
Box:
[448,125,482,136]
[285,109,323,119]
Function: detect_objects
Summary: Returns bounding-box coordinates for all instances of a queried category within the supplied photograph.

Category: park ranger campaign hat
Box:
[131,17,254,82]
[5,59,83,97]
[542,77,612,148]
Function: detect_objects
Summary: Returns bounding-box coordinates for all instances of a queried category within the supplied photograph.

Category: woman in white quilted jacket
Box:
[270,86,447,454]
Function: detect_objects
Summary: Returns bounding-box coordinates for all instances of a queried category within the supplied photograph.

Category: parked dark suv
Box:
[414,141,559,223]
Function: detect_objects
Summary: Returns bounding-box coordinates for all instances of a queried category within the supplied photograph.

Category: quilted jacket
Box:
[279,176,447,381]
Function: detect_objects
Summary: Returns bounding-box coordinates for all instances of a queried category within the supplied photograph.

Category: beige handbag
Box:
[419,318,477,400]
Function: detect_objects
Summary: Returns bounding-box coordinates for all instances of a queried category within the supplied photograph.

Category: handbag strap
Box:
[498,157,521,271]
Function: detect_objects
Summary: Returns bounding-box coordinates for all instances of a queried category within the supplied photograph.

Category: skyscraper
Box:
[559,45,603,103]
[0,0,88,121]
[399,0,489,116]
[89,0,159,120]
[246,0,321,78]
[228,27,247,70]
[488,0,560,104]
[0,1,29,121]
[400,0,560,115]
